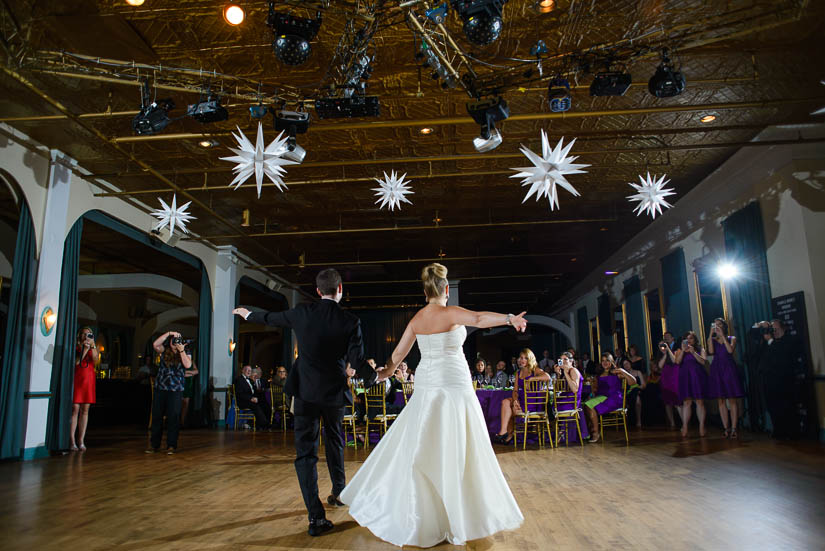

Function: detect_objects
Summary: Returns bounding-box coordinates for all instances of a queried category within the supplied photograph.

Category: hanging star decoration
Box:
[220,122,296,198]
[812,80,825,115]
[150,194,195,236]
[510,130,589,211]
[372,170,414,211]
[626,172,676,219]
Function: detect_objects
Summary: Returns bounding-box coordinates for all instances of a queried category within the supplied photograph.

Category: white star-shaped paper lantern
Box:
[151,194,195,235]
[220,122,297,198]
[510,130,589,211]
[812,80,825,115]
[372,170,414,211]
[627,172,676,219]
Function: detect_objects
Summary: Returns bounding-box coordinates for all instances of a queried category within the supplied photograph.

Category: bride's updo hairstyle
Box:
[422,263,448,300]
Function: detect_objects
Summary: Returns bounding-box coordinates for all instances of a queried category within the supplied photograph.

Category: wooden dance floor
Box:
[1,428,823,550]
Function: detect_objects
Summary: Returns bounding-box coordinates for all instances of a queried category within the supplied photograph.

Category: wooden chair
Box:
[343,383,359,449]
[364,384,397,449]
[599,378,629,444]
[553,377,584,448]
[401,381,415,404]
[228,384,256,431]
[514,380,552,449]
[269,384,291,431]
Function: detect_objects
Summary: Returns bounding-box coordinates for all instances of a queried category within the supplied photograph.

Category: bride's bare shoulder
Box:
[409,305,461,336]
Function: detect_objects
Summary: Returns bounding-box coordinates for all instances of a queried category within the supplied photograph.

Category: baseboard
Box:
[22,445,48,461]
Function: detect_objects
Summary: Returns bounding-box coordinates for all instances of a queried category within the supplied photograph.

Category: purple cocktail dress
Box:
[589,375,623,414]
[679,351,708,400]
[708,337,744,398]
[556,372,589,441]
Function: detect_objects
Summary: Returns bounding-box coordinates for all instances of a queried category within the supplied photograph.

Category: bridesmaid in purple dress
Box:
[493,348,550,444]
[676,331,708,437]
[552,354,589,443]
[657,331,682,430]
[583,353,637,443]
[707,318,744,438]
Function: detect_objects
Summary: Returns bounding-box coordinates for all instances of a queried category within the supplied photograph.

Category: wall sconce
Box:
[40,306,57,336]
[228,338,236,357]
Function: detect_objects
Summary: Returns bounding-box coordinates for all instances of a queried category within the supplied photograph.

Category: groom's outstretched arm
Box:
[348,320,377,386]
[234,307,297,328]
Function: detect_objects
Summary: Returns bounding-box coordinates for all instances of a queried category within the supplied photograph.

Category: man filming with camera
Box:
[750,319,801,439]
[147,330,198,454]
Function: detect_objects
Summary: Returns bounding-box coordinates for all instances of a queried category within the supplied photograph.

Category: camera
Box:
[682,339,689,348]
[659,342,667,350]
[760,326,775,336]
[557,359,564,367]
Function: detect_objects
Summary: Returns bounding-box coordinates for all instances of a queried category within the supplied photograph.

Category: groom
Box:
[233,268,379,536]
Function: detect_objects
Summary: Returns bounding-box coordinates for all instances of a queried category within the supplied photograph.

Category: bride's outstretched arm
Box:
[377,324,416,380]
[447,307,528,332]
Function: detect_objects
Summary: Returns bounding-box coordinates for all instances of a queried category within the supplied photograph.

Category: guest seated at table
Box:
[234,365,271,430]
[493,348,551,444]
[396,361,413,382]
[621,358,645,428]
[472,358,488,385]
[492,360,509,388]
[365,370,405,419]
[484,363,495,385]
[271,365,290,409]
[580,352,592,375]
[553,354,589,441]
[538,349,553,372]
[583,353,636,443]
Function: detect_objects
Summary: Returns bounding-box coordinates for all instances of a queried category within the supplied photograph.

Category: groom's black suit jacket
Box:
[247,299,377,408]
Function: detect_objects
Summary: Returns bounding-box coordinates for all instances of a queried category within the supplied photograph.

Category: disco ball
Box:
[273,34,312,66]
[463,14,502,46]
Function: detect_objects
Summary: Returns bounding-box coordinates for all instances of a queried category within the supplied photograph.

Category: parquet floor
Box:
[1,427,823,550]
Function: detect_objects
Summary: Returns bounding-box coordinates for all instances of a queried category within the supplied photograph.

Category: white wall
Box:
[551,123,825,436]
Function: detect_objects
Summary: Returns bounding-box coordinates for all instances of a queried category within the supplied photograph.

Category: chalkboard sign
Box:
[772,292,810,358]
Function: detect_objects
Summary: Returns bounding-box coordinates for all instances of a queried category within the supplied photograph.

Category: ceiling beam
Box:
[255,252,584,269]
[297,273,566,286]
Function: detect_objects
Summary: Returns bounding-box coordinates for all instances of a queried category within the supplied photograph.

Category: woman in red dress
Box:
[71,326,98,451]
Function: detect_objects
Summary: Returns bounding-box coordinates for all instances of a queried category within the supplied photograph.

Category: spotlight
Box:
[717,262,739,280]
[132,82,174,135]
[548,77,571,112]
[451,0,508,47]
[419,127,434,135]
[590,71,632,96]
[648,48,686,98]
[467,96,509,152]
[274,110,310,163]
[186,97,229,123]
[267,3,322,66]
[223,4,245,26]
[125,0,144,5]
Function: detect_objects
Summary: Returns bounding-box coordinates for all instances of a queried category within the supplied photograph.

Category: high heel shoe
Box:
[79,444,87,451]
[69,445,79,452]
[722,428,730,438]
[730,429,738,439]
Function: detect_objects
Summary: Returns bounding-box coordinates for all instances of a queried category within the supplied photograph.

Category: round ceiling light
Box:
[536,0,555,13]
[125,0,145,6]
[419,127,434,135]
[463,14,502,46]
[223,5,245,26]
[700,114,717,123]
[273,34,312,66]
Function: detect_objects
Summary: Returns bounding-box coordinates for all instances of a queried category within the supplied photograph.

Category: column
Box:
[210,246,238,423]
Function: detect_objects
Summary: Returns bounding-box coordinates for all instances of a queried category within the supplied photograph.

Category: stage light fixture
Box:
[274,109,310,163]
[132,82,174,135]
[717,262,739,280]
[548,77,571,112]
[186,97,229,123]
[451,0,508,47]
[267,3,322,66]
[223,4,245,25]
[648,48,686,98]
[249,104,269,119]
[590,71,632,96]
[467,96,509,152]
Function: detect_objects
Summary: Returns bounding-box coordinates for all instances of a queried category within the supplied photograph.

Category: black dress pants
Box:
[293,397,345,520]
[238,400,271,429]
[150,389,182,449]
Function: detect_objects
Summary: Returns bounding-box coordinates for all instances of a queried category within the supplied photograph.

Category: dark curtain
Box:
[723,201,773,431]
[660,248,692,339]
[0,202,36,459]
[623,276,648,363]
[597,293,612,352]
[195,267,212,421]
[576,306,589,357]
[355,310,420,369]
[45,217,83,452]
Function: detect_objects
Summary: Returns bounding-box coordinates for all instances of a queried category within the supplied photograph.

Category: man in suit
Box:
[234,365,271,430]
[538,349,553,372]
[251,367,272,422]
[233,268,379,537]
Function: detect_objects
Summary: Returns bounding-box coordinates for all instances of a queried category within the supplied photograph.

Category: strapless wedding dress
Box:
[340,325,523,547]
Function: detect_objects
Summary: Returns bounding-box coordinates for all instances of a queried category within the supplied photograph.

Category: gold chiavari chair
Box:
[228,384,256,431]
[364,384,397,449]
[515,379,552,449]
[599,378,629,444]
[343,383,359,449]
[553,377,584,448]
[401,381,415,404]
[269,383,290,431]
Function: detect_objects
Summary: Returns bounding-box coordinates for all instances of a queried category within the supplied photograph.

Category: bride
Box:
[340,263,526,547]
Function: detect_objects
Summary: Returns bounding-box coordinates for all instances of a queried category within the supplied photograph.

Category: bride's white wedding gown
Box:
[340,325,524,547]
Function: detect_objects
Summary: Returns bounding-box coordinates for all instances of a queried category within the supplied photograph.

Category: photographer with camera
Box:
[750,319,800,439]
[146,331,197,454]
[70,326,98,451]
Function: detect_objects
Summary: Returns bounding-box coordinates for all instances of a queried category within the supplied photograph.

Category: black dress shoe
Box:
[308,518,334,537]
[327,495,345,507]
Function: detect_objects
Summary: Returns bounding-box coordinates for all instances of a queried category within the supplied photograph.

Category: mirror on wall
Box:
[693,261,726,343]
[643,289,665,357]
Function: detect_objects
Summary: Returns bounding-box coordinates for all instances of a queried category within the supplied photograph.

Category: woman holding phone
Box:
[676,331,708,437]
[707,318,743,438]
[70,326,98,451]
